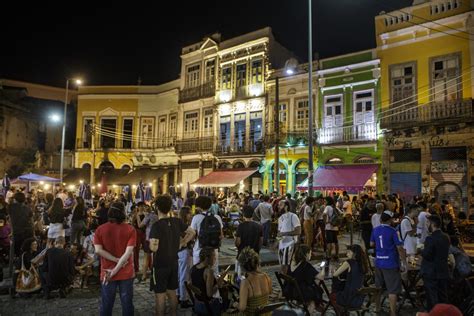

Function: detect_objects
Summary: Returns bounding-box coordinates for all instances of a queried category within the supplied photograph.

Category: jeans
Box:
[70,220,85,244]
[177,248,192,301]
[262,221,271,246]
[100,278,134,316]
[424,277,448,311]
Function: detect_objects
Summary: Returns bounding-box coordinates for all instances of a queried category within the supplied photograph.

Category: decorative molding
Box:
[121,112,136,117]
[99,107,119,116]
[82,111,97,117]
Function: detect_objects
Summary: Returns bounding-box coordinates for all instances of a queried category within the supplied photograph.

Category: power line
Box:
[375,1,474,37]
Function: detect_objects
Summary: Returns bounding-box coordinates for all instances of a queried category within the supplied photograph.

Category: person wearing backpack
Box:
[323,196,341,261]
[399,205,419,260]
[190,196,223,275]
[420,214,450,312]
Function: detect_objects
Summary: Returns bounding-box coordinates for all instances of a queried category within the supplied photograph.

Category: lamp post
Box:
[308,0,314,197]
[60,78,82,185]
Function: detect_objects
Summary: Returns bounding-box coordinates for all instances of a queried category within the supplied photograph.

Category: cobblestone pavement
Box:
[0,263,422,316]
[0,234,422,315]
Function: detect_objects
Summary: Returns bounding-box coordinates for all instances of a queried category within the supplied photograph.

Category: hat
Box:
[417,304,462,316]
[381,210,394,222]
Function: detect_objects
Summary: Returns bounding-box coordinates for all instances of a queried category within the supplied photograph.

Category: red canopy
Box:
[192,169,258,187]
[297,164,378,192]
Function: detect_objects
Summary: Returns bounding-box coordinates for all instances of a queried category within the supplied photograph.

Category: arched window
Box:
[271,162,287,181]
[233,161,245,169]
[354,156,376,164]
[218,161,231,169]
[121,164,131,171]
[295,161,308,187]
[326,157,343,164]
[82,163,91,170]
[248,160,260,168]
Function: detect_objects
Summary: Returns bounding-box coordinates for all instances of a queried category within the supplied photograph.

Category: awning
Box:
[192,169,258,187]
[297,164,378,192]
[121,168,166,184]
[14,173,61,183]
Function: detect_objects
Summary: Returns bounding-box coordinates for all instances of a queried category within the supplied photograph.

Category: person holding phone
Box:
[191,247,230,315]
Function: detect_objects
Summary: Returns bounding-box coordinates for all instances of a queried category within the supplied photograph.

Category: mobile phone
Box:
[320,261,326,268]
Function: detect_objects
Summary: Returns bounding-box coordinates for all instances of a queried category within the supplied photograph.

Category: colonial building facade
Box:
[376,0,474,212]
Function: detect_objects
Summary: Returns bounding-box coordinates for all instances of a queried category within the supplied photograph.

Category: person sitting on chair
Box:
[190,247,230,315]
[330,244,368,312]
[228,247,272,315]
[285,244,325,313]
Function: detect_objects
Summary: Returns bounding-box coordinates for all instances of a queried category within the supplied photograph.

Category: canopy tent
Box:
[297,164,378,192]
[14,173,61,183]
[192,169,258,187]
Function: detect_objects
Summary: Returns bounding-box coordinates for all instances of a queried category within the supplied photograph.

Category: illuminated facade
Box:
[376,0,474,211]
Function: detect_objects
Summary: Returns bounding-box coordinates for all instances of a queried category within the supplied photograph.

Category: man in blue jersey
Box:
[370,210,406,316]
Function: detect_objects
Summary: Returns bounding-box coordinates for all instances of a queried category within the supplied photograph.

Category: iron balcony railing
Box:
[214,138,264,155]
[318,123,378,145]
[175,136,215,154]
[380,99,474,129]
[179,82,215,103]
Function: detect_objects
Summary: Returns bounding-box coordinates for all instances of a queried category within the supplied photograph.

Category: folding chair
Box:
[256,302,286,315]
[275,271,324,315]
[185,281,214,316]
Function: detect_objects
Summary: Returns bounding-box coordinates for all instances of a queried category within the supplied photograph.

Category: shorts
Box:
[278,245,295,266]
[325,230,338,244]
[375,267,401,295]
[150,263,179,293]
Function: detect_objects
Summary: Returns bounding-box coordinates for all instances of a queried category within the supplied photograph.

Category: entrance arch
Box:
[434,181,462,213]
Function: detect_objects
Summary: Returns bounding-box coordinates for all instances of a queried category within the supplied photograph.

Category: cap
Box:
[381,210,394,222]
[417,304,462,316]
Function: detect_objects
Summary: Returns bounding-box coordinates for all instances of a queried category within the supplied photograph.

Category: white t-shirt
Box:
[303,205,313,221]
[323,206,339,231]
[401,217,417,255]
[343,201,352,216]
[417,211,429,244]
[278,212,301,250]
[371,213,382,229]
[190,212,223,255]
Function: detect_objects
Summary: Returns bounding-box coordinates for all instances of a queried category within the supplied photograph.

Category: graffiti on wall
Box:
[431,160,466,173]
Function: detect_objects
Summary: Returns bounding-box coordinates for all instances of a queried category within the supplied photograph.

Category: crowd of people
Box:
[0,185,472,316]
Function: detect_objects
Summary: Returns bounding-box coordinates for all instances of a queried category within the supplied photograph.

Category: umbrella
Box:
[122,185,133,202]
[1,173,10,196]
[99,174,108,195]
[135,180,145,202]
[79,183,87,199]
[144,186,153,202]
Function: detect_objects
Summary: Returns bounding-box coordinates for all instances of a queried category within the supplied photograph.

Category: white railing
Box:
[318,123,378,144]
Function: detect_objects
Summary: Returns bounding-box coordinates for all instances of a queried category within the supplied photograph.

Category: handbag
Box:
[16,253,42,293]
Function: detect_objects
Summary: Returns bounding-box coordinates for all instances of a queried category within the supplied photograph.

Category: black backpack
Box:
[198,213,222,249]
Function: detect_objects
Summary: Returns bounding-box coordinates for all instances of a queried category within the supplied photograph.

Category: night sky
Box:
[1,0,413,87]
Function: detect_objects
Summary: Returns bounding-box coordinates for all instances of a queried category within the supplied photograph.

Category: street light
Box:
[49,114,61,123]
[59,78,83,186]
[308,0,314,197]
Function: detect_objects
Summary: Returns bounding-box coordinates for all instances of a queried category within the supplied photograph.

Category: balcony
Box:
[76,137,176,150]
[217,83,264,103]
[175,136,215,154]
[264,130,317,147]
[380,99,474,129]
[214,138,264,156]
[318,123,378,145]
[179,81,215,103]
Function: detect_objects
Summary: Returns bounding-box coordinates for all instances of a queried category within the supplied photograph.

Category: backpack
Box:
[453,250,472,278]
[396,216,411,241]
[329,207,343,227]
[198,213,222,249]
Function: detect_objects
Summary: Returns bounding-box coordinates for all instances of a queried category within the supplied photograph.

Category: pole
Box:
[60,79,69,186]
[274,77,280,195]
[307,0,314,197]
[90,124,96,186]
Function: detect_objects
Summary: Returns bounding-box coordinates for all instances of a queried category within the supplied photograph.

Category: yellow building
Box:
[73,83,180,194]
[376,0,474,213]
